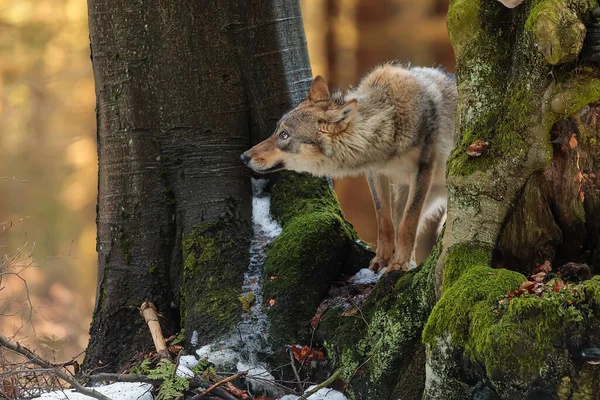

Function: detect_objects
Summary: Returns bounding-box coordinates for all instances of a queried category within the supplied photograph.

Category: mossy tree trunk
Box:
[84,0,368,372]
[421,1,600,398]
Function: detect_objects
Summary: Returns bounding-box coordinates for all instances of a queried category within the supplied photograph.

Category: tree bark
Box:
[85,0,368,374]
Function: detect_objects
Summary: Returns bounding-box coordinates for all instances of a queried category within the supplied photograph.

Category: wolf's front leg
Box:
[367,172,394,271]
[388,165,434,272]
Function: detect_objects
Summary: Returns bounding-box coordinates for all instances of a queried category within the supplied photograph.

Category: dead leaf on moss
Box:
[535,260,552,274]
[466,140,489,157]
[569,133,578,149]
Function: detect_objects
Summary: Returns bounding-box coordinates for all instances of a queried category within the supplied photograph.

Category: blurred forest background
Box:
[0,0,453,360]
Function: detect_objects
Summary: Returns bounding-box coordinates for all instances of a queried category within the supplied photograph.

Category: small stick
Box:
[89,373,163,385]
[298,369,341,400]
[191,370,248,399]
[288,347,304,393]
[140,301,171,359]
[0,333,111,400]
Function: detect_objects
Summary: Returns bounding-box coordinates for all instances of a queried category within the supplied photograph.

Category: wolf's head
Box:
[240,76,357,175]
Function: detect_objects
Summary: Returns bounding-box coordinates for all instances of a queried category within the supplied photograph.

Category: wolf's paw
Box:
[385,259,411,273]
[369,256,390,272]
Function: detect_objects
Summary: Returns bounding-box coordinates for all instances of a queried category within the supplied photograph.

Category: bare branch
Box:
[0,333,111,400]
[190,370,248,400]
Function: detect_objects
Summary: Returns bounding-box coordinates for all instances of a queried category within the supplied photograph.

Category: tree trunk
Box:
[421,1,600,398]
[85,0,369,374]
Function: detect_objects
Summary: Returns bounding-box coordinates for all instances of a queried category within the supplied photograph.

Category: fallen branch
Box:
[0,333,111,400]
[288,346,304,393]
[140,301,171,359]
[298,369,341,400]
[191,370,248,399]
[89,373,163,385]
[89,372,238,399]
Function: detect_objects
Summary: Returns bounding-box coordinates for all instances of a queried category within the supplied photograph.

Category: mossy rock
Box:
[309,241,440,400]
[264,171,369,351]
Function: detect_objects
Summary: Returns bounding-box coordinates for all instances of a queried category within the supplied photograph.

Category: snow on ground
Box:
[349,267,387,284]
[279,385,348,400]
[33,382,153,400]
[349,261,418,284]
[251,178,282,237]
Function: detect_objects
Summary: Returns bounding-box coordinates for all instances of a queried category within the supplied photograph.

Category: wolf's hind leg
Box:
[367,172,394,271]
[388,163,434,272]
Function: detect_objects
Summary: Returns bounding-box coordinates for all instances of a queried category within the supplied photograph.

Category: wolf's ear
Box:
[308,76,330,101]
[327,99,358,123]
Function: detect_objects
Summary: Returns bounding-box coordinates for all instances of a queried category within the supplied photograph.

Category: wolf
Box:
[241,63,457,272]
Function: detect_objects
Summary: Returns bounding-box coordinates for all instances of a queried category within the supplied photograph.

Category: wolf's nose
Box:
[240,153,250,165]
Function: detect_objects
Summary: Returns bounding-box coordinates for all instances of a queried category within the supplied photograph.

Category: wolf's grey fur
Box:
[242,63,457,271]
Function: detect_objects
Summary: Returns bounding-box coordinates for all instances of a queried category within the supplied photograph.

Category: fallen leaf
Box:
[291,345,324,363]
[569,134,578,149]
[340,307,359,317]
[552,280,566,292]
[519,281,535,292]
[311,300,331,329]
[534,260,552,274]
[224,382,251,399]
[530,272,547,283]
[168,345,183,354]
[467,140,489,157]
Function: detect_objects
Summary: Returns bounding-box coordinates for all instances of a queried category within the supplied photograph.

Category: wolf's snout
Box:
[240,152,250,165]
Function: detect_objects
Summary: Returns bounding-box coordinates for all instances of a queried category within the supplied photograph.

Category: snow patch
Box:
[237,361,278,395]
[190,330,199,346]
[33,382,153,400]
[280,386,348,400]
[251,178,282,237]
[349,260,418,285]
[196,345,240,370]
[178,355,199,370]
[191,179,283,397]
[349,268,387,284]
[176,364,195,378]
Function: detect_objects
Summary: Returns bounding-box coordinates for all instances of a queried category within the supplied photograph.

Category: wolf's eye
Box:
[279,131,289,140]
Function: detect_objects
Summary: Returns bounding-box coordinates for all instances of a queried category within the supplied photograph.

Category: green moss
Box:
[550,75,600,117]
[148,262,158,274]
[263,171,362,349]
[270,171,350,230]
[316,242,440,399]
[423,266,599,380]
[263,209,352,345]
[584,276,600,306]
[446,0,481,59]
[442,243,493,289]
[181,219,250,344]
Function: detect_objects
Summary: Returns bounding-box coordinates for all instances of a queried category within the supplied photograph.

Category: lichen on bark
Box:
[310,240,440,399]
[425,0,600,398]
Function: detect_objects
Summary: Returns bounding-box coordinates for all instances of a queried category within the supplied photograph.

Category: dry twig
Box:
[288,346,304,393]
[298,369,341,400]
[0,333,111,400]
[140,302,171,359]
[191,370,248,399]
